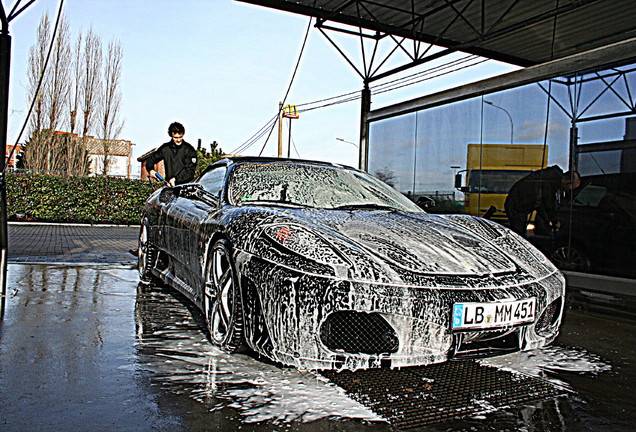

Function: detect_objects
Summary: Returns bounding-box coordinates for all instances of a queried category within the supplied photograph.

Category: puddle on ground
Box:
[133,284,383,425]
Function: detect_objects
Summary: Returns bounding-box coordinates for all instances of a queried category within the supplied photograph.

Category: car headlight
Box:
[263,224,348,266]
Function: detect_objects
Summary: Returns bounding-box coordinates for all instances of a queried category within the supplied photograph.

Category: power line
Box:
[257,16,313,157]
[231,51,490,155]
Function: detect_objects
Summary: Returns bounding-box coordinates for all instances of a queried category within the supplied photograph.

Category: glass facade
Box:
[368,62,636,279]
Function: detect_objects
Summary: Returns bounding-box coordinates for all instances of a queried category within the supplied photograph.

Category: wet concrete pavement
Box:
[7,222,138,265]
[1,223,635,431]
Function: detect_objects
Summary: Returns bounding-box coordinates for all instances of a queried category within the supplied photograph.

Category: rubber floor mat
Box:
[320,359,566,429]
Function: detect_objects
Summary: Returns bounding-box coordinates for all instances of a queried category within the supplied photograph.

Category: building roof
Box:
[85,137,133,156]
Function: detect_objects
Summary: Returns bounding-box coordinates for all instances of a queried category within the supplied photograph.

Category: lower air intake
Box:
[320,311,399,355]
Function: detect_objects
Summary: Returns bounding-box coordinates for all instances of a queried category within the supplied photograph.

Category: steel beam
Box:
[367,37,636,122]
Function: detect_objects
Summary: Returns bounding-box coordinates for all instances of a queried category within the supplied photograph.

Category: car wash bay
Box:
[0,223,634,431]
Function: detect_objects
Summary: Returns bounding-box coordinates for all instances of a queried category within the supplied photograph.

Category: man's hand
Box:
[168,177,176,187]
[149,169,157,180]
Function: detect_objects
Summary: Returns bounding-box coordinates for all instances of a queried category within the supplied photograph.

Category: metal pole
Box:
[277,101,283,157]
[287,117,292,158]
[358,85,371,171]
[0,25,11,303]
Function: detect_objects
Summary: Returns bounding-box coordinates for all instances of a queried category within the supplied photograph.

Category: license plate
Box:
[452,298,536,330]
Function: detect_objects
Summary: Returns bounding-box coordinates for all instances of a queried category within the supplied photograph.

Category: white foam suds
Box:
[135,306,383,425]
[479,345,612,389]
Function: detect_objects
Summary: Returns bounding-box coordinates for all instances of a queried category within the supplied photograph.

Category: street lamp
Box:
[336,137,358,148]
[484,100,514,145]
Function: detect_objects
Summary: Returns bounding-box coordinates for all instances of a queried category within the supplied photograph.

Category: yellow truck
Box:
[455,144,548,223]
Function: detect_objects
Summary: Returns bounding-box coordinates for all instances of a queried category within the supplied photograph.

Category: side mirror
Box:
[158,187,177,204]
[180,183,219,206]
[454,173,463,189]
[178,183,205,200]
[416,196,435,209]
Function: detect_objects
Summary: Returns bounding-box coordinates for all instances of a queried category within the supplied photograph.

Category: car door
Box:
[164,166,228,293]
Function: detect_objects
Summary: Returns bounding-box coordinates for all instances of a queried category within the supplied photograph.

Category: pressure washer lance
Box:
[154,172,170,186]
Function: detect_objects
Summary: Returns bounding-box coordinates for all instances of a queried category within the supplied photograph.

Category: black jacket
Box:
[505,165,563,224]
[145,140,197,185]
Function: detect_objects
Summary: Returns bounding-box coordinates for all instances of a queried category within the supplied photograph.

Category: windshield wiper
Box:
[333,203,397,211]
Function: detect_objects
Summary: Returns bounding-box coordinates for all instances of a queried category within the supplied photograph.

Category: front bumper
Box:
[236,250,565,371]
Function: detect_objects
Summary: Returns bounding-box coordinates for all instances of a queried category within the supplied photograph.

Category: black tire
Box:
[138,222,158,284]
[550,243,591,272]
[204,239,246,353]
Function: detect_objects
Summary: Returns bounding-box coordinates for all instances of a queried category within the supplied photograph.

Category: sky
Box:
[5,0,515,175]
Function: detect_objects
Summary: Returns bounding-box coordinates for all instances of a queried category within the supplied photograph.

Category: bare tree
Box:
[69,32,82,135]
[45,14,71,132]
[23,14,50,172]
[375,168,397,187]
[99,39,124,175]
[22,15,124,178]
[80,27,102,140]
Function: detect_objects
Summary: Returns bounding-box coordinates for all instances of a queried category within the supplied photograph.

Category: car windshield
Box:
[228,162,422,212]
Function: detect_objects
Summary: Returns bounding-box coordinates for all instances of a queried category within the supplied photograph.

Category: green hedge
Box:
[6,172,155,225]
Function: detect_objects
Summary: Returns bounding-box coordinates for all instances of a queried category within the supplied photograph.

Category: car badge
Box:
[276,228,292,243]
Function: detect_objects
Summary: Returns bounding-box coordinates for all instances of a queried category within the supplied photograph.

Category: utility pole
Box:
[0,6,11,302]
[277,101,283,157]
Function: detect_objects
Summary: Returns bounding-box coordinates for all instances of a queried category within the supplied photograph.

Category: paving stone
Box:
[8,223,139,265]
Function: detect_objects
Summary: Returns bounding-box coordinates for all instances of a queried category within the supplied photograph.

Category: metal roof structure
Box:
[237,1,636,170]
[238,0,636,80]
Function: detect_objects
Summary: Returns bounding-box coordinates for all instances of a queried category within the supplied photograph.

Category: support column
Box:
[358,85,371,171]
[569,123,579,172]
[0,30,11,301]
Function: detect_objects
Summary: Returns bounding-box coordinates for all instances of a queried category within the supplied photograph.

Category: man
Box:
[146,122,197,186]
[504,166,581,236]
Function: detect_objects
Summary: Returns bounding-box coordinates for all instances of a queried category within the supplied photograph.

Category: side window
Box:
[573,185,607,208]
[199,167,227,197]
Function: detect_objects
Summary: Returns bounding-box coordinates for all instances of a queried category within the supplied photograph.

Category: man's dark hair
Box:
[168,122,185,135]
[562,170,581,189]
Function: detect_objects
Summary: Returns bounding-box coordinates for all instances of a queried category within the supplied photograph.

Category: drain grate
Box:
[321,360,565,429]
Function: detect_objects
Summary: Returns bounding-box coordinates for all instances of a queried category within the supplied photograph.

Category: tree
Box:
[22,14,90,175]
[27,13,49,136]
[69,32,82,135]
[21,15,126,177]
[99,39,124,175]
[80,27,102,140]
[375,168,397,187]
[46,14,71,132]
[23,14,50,172]
[196,141,226,177]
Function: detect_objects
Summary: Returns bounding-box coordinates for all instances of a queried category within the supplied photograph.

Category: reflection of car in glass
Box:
[531,181,636,278]
[138,157,565,370]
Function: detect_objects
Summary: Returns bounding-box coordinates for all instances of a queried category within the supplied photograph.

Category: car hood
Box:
[245,208,517,277]
[328,211,515,276]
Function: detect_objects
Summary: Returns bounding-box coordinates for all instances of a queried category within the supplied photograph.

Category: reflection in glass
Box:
[368,61,636,280]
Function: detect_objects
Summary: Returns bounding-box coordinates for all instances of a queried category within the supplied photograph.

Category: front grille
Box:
[320,311,399,355]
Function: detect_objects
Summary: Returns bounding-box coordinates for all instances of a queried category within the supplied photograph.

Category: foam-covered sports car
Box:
[138,157,565,370]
